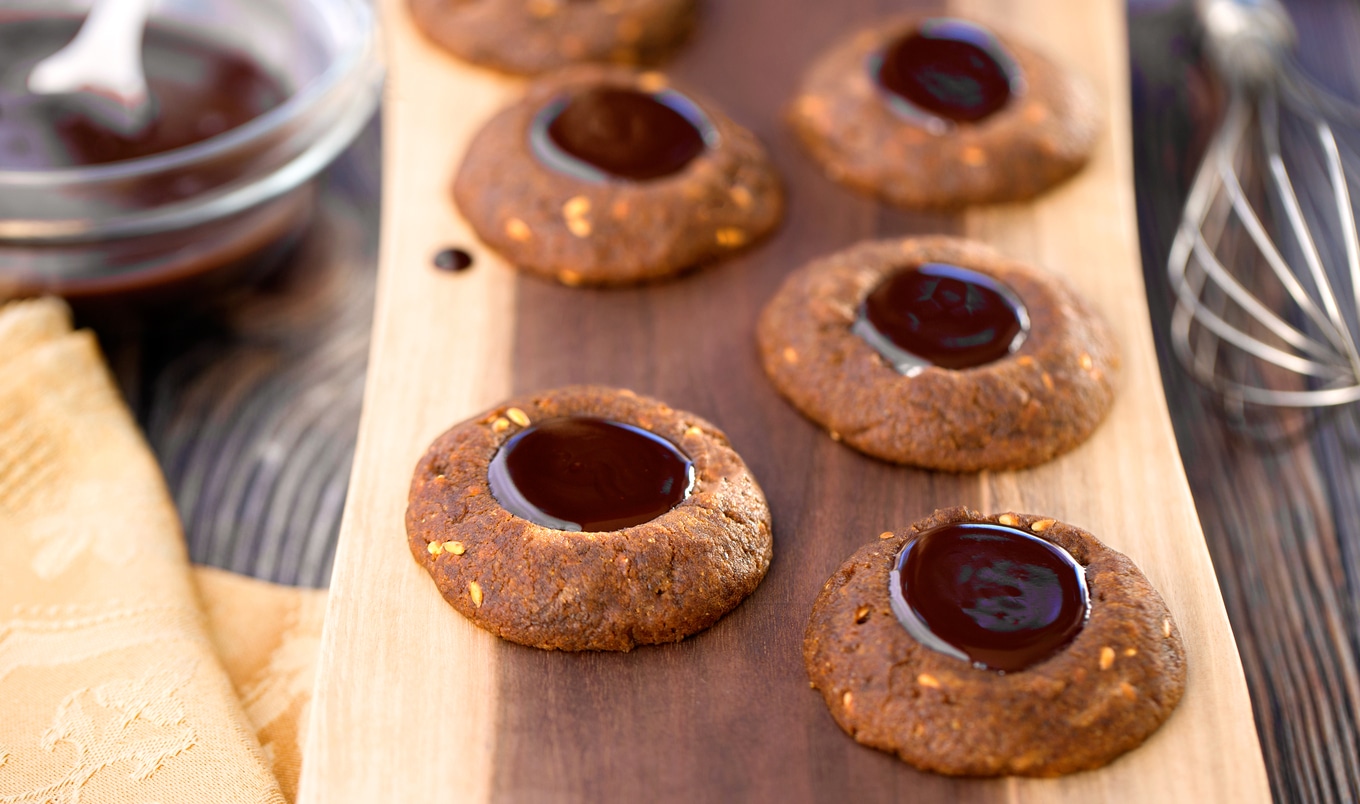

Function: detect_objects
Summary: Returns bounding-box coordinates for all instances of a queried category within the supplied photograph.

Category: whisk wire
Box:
[1168,58,1360,409]
[1262,98,1360,373]
[1188,233,1337,368]
[1171,92,1345,376]
[1317,122,1360,350]
[1222,97,1341,345]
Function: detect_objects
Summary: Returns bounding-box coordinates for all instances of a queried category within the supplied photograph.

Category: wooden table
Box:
[99,122,380,589]
[91,0,1360,800]
[1129,2,1360,801]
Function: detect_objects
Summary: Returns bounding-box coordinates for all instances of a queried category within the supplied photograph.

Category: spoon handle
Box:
[27,0,153,105]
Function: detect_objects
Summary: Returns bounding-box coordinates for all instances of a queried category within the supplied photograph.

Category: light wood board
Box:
[299,0,1272,800]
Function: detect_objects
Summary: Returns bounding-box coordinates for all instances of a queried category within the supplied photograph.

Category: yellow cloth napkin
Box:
[0,299,324,804]
[193,567,325,804]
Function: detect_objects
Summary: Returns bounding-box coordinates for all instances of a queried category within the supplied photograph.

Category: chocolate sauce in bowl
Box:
[0,17,286,169]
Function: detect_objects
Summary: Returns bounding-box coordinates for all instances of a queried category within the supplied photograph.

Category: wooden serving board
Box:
[299,1,1271,800]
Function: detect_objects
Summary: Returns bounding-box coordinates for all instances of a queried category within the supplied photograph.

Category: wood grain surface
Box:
[77,2,1360,800]
[1131,2,1360,801]
[293,0,1271,800]
[94,127,380,588]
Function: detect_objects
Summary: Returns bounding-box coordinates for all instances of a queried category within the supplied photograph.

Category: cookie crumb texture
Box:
[408,0,697,76]
[757,236,1119,471]
[406,385,773,651]
[454,66,783,286]
[803,508,1187,777]
[788,15,1102,208]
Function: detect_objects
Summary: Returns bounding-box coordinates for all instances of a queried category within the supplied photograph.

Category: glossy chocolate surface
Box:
[854,262,1029,373]
[875,19,1017,124]
[891,522,1089,672]
[541,87,707,181]
[0,18,286,169]
[488,416,694,532]
[433,247,474,272]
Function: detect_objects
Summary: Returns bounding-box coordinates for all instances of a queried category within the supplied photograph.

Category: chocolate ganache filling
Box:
[873,18,1020,126]
[532,86,712,182]
[852,262,1029,374]
[488,416,695,532]
[890,522,1090,672]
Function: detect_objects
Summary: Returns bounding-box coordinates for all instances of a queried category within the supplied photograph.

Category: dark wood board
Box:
[73,2,1360,801]
[494,3,982,799]
[292,0,1269,800]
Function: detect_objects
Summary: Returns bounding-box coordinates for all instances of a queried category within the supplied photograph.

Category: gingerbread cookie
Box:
[408,0,697,76]
[454,66,783,286]
[804,507,1186,777]
[756,236,1118,472]
[788,16,1101,208]
[406,385,773,651]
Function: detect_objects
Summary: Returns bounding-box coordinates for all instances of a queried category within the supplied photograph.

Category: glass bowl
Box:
[0,0,382,305]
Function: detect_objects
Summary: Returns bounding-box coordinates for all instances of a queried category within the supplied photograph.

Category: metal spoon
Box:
[27,0,155,136]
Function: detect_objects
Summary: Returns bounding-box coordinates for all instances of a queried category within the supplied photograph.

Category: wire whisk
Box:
[1169,0,1360,410]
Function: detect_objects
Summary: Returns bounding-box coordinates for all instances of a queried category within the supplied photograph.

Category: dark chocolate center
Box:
[539,87,708,181]
[875,19,1017,124]
[488,416,694,532]
[853,262,1029,374]
[890,522,1089,673]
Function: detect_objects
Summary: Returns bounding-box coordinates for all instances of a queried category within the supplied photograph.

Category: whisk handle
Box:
[1197,0,1296,87]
